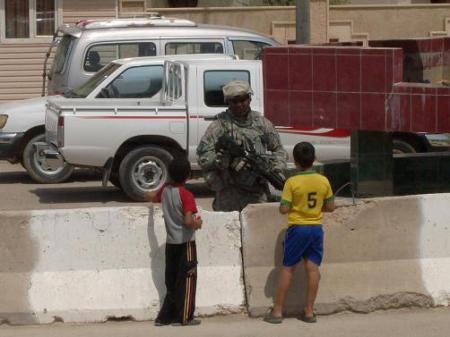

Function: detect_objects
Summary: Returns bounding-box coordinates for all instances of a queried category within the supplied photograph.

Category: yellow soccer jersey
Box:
[280,170,334,225]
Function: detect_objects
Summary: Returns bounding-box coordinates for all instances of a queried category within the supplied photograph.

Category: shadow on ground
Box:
[0,167,102,185]
[30,186,132,204]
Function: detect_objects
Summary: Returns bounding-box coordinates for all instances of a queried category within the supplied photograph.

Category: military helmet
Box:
[222,80,253,102]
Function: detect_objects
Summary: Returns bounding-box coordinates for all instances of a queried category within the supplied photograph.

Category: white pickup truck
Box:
[0,54,235,183]
[43,58,352,201]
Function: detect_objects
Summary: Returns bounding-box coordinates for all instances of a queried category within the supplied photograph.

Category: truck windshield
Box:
[66,63,121,98]
[50,35,75,74]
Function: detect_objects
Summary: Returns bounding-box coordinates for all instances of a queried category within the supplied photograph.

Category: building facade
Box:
[0,0,450,101]
[0,0,116,102]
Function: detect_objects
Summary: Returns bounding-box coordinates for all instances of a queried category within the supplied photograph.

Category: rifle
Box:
[215,135,285,190]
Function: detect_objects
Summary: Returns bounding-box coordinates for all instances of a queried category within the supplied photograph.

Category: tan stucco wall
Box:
[329,4,450,42]
[4,2,450,102]
[64,0,117,24]
[149,6,296,41]
[140,2,328,44]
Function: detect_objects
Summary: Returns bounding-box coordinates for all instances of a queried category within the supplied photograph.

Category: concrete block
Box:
[0,206,244,324]
[241,194,450,317]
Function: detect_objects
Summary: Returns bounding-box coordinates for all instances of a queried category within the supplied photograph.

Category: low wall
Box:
[241,194,450,316]
[1,193,450,324]
[0,207,244,324]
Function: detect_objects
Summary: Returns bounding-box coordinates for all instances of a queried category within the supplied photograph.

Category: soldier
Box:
[197,80,287,212]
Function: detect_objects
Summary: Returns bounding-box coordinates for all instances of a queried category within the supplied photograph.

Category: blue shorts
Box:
[283,225,324,267]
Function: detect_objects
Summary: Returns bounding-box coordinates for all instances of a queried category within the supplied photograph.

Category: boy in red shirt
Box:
[146,156,203,326]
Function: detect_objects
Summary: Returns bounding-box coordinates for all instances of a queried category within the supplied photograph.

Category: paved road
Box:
[0,308,449,337]
[0,162,215,211]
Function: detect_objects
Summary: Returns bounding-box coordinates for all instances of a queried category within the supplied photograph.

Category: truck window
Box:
[100,65,164,99]
[51,35,74,74]
[83,42,157,72]
[203,70,250,107]
[165,42,223,55]
[232,40,271,60]
[68,63,121,98]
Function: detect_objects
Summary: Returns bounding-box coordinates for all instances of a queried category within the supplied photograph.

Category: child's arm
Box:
[145,183,168,203]
[144,191,159,203]
[322,198,335,212]
[279,204,290,214]
[279,178,291,214]
[183,211,203,230]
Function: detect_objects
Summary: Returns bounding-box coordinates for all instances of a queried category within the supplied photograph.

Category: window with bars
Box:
[1,0,60,40]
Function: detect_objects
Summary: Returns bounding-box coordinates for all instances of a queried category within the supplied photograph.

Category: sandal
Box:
[263,310,283,324]
[298,312,317,323]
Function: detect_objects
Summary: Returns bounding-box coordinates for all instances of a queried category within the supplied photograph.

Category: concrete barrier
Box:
[0,206,244,324]
[241,194,450,317]
[2,193,450,324]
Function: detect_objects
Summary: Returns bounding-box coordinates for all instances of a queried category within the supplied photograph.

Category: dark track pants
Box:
[156,241,198,325]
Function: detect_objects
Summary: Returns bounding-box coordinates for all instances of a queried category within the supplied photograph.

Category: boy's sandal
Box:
[298,312,317,323]
[263,310,283,324]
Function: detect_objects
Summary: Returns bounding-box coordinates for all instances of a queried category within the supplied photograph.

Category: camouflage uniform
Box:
[197,108,287,211]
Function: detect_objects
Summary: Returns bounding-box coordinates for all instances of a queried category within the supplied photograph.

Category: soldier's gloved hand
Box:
[215,134,244,158]
[215,134,232,152]
[214,152,228,169]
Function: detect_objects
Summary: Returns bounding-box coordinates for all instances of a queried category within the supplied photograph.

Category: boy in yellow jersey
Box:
[264,142,335,324]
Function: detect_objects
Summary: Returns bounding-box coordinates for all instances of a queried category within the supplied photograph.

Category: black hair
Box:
[293,142,315,169]
[168,156,191,183]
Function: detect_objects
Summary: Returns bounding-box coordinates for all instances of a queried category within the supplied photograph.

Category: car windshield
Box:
[66,63,121,98]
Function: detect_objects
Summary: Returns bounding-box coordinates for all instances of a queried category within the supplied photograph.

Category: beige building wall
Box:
[3,2,450,102]
[63,0,117,24]
[329,4,450,43]
[138,1,328,45]
[0,0,116,102]
[145,6,297,41]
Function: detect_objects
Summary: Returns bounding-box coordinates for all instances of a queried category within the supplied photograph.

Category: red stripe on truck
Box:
[276,128,351,138]
[78,116,187,119]
[76,116,350,137]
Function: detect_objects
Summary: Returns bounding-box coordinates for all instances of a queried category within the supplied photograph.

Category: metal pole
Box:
[296,0,310,44]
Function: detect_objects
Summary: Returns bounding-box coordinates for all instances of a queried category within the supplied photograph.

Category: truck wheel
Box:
[393,139,416,154]
[119,145,173,201]
[22,134,74,183]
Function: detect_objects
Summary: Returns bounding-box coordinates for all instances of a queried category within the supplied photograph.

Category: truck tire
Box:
[393,139,416,154]
[119,145,173,201]
[22,134,74,183]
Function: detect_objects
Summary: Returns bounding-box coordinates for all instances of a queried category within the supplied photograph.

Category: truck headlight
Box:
[0,114,8,128]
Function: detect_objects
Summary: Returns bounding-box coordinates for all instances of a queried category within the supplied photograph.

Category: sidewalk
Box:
[0,308,449,337]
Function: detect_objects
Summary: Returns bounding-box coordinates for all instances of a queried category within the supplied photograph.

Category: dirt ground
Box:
[0,162,214,211]
[1,308,449,337]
